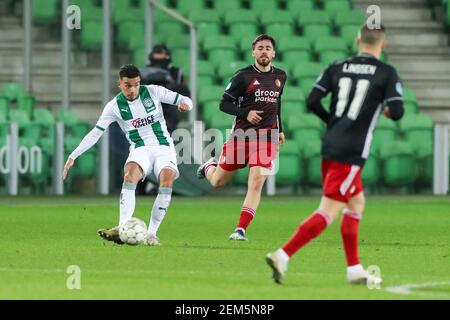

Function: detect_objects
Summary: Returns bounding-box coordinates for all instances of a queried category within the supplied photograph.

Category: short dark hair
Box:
[119,64,141,79]
[252,34,276,50]
[360,24,386,45]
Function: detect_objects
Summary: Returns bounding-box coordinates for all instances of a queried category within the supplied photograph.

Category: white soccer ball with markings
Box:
[119,218,147,245]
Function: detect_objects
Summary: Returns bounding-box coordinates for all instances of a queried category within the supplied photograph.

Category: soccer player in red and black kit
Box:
[197,34,287,241]
[266,25,404,285]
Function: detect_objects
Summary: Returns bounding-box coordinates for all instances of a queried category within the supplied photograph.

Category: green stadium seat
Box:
[361,151,379,187]
[292,62,324,82]
[278,36,311,65]
[171,48,191,68]
[340,24,361,47]
[132,46,147,67]
[80,20,103,49]
[202,101,221,126]
[32,0,58,24]
[217,61,245,82]
[271,62,289,75]
[111,0,133,21]
[286,0,315,16]
[260,10,294,26]
[197,23,222,44]
[34,109,55,154]
[75,152,97,177]
[447,1,450,26]
[379,140,416,186]
[234,166,249,185]
[402,87,419,114]
[314,37,348,56]
[399,114,433,154]
[249,0,280,15]
[17,95,35,119]
[303,139,322,187]
[165,34,190,51]
[203,36,237,66]
[113,6,144,23]
[282,102,306,128]
[372,116,398,153]
[224,10,258,26]
[266,23,295,38]
[128,26,147,50]
[229,24,259,44]
[117,21,145,48]
[324,0,352,15]
[334,10,366,27]
[287,114,323,154]
[297,10,332,27]
[198,76,215,88]
[277,141,303,185]
[239,35,260,52]
[282,86,306,104]
[189,9,220,24]
[9,109,30,126]
[9,110,31,146]
[176,0,205,16]
[0,96,8,119]
[199,85,225,105]
[56,109,78,134]
[320,51,348,65]
[2,82,24,101]
[415,143,433,187]
[210,113,236,140]
[198,60,216,78]
[303,25,332,41]
[0,106,7,139]
[212,0,242,15]
[315,37,349,64]
[155,22,187,40]
[203,36,236,52]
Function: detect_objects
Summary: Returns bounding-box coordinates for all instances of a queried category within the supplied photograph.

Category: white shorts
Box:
[125,145,179,180]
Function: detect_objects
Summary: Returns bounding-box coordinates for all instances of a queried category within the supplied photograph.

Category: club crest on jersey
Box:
[275,79,281,87]
[143,98,156,113]
[131,115,155,128]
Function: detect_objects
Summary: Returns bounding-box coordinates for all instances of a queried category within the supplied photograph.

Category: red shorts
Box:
[321,160,364,203]
[219,140,278,171]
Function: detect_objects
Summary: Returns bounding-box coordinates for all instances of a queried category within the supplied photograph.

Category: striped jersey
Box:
[96,85,188,150]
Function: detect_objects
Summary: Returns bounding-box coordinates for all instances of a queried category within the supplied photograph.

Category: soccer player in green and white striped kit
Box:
[62,64,192,246]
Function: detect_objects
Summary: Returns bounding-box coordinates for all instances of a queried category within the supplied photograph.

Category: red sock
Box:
[282,211,330,257]
[237,207,255,230]
[341,212,361,266]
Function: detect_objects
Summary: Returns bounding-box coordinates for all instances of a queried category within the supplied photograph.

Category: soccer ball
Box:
[119,218,147,245]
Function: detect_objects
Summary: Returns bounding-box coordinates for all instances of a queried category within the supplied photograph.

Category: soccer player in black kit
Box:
[266,25,404,285]
[197,34,287,241]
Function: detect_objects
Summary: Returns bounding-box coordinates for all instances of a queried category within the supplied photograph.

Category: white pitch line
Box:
[386,281,450,299]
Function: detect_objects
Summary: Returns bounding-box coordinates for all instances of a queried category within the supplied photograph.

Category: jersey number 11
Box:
[336,77,370,120]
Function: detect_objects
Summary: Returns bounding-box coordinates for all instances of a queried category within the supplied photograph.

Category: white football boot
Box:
[346,264,382,286]
[144,234,161,246]
[266,249,289,284]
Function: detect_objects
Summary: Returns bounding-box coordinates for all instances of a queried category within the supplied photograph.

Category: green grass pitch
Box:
[1,195,449,300]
